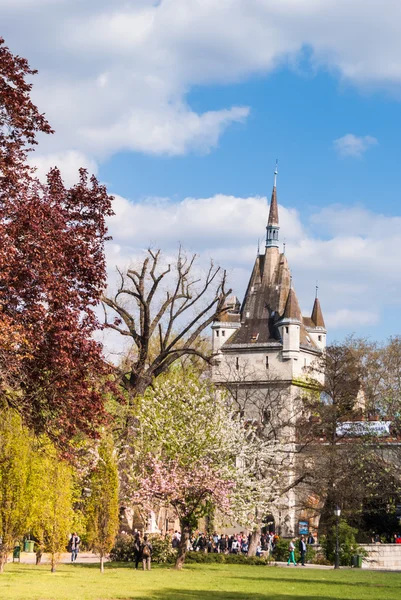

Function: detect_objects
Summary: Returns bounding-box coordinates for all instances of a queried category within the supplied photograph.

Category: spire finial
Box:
[274,159,278,188]
[283,241,286,255]
[257,238,260,256]
[316,281,319,299]
[290,275,293,290]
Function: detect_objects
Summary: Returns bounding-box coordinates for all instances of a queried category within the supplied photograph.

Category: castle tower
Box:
[211,165,327,537]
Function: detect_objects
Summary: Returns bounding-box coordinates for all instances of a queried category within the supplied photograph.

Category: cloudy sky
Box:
[2,0,401,343]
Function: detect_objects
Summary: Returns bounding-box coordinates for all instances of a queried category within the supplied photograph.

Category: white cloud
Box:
[28,150,98,187]
[333,134,378,158]
[105,193,401,340]
[2,1,401,165]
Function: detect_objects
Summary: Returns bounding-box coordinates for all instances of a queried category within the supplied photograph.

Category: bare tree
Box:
[102,248,231,399]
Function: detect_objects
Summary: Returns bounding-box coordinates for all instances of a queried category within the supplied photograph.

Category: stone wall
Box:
[360,544,401,570]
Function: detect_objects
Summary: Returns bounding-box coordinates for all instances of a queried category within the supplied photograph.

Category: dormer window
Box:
[251,332,259,342]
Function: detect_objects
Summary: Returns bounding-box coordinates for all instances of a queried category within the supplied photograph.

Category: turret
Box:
[212,295,241,353]
[307,288,326,351]
[278,286,301,360]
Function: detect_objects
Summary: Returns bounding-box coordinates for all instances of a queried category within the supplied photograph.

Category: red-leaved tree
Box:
[0,37,114,448]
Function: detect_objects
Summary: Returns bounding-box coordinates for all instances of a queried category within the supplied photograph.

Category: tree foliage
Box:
[86,436,120,572]
[121,368,280,567]
[301,342,401,536]
[0,37,114,449]
[0,406,31,573]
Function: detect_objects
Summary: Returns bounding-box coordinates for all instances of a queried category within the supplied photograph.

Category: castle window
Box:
[285,326,289,334]
[221,330,225,337]
[235,357,239,370]
[265,356,269,369]
[318,335,322,342]
[216,330,219,337]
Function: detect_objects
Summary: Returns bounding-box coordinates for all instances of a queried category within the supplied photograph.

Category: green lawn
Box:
[0,563,400,600]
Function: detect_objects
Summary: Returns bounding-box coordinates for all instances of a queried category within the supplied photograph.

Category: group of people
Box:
[171,530,315,561]
[133,532,153,570]
[287,536,308,566]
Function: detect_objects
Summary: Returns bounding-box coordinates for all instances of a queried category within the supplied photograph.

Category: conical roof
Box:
[282,287,302,322]
[268,185,279,226]
[311,297,325,328]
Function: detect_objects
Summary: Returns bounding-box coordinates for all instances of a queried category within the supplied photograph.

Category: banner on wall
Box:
[298,521,309,535]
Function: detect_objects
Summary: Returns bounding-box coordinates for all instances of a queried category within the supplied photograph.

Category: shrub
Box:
[321,520,367,566]
[109,533,177,564]
[109,534,136,562]
[272,538,290,562]
[148,534,177,564]
[185,552,268,565]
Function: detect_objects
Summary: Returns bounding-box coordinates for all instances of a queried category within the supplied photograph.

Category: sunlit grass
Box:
[0,562,400,600]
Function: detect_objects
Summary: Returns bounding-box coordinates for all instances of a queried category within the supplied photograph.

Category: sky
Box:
[2,0,401,346]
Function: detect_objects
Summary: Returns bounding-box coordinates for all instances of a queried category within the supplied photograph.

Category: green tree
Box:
[86,436,120,572]
[31,445,74,572]
[0,406,31,573]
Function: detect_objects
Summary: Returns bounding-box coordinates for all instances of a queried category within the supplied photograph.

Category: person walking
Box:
[133,532,142,570]
[299,535,307,566]
[287,539,297,566]
[70,532,81,563]
[141,536,152,570]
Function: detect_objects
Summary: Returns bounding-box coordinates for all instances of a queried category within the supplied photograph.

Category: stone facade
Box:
[211,172,326,537]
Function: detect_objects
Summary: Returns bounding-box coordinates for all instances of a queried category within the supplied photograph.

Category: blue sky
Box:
[101,68,398,214]
[2,0,401,347]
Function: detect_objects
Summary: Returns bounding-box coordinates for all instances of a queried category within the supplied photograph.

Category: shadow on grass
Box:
[71,561,172,570]
[126,591,377,600]
[230,574,401,590]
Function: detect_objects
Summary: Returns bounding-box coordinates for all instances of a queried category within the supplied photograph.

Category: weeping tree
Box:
[0,407,31,573]
[86,436,119,573]
[102,248,231,400]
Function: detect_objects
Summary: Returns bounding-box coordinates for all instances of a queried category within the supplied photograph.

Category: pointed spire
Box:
[268,161,279,226]
[282,287,302,322]
[311,295,325,328]
[266,161,280,248]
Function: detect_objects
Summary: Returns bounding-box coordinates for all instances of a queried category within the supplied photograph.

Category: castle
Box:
[211,165,326,536]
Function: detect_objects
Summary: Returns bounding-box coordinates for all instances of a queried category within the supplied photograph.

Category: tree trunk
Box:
[100,553,104,573]
[247,527,261,557]
[174,522,191,570]
[50,553,56,573]
[0,552,7,574]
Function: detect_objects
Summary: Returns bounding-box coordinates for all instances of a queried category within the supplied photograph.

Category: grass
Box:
[0,562,400,600]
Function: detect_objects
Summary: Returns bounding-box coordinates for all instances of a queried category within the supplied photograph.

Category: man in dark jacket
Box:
[197,533,208,553]
[133,532,142,570]
[299,536,307,566]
